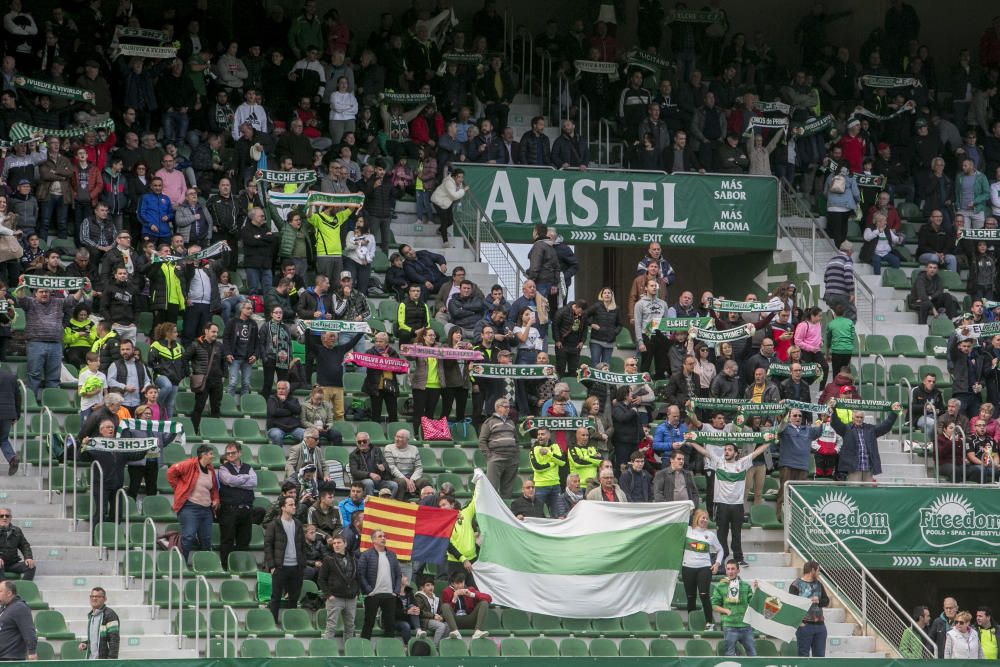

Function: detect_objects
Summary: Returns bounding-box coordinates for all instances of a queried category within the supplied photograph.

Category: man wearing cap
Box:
[332,270,370,350]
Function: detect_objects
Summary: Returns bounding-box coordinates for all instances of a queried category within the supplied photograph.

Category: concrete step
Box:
[120,648,199,659]
[32,575,132,590]
[65,617,172,636]
[879,463,931,478]
[28,545,104,561]
[741,551,791,567]
[0,474,44,491]
[0,502,66,518]
[9,517,77,533]
[22,529,92,546]
[31,559,116,575]
[39,586,145,607]
[57,605,159,621]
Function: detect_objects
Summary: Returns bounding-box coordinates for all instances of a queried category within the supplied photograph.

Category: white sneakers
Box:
[472,630,489,640]
[415,629,427,638]
[449,631,462,639]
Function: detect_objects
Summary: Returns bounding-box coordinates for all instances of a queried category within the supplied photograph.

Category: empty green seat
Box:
[881,267,910,289]
[281,609,320,637]
[621,611,656,636]
[592,616,624,636]
[241,393,268,418]
[620,638,648,656]
[308,639,340,657]
[923,336,948,359]
[239,639,271,658]
[530,638,559,656]
[256,444,286,471]
[892,335,921,357]
[501,608,532,635]
[500,638,530,656]
[756,639,779,656]
[440,447,472,472]
[227,551,258,576]
[685,638,714,656]
[439,637,469,657]
[219,579,258,607]
[141,495,176,521]
[419,447,441,473]
[16,581,47,610]
[531,613,566,635]
[929,317,954,337]
[35,611,75,640]
[344,637,374,656]
[656,610,685,634]
[198,417,230,441]
[864,334,891,356]
[191,551,226,577]
[256,469,281,494]
[589,638,619,656]
[559,637,588,656]
[469,637,499,656]
[60,640,87,660]
[375,637,406,657]
[650,638,679,656]
[245,609,284,637]
[173,610,206,637]
[750,504,782,529]
[161,442,186,467]
[41,388,74,413]
[233,418,267,444]
[275,639,307,657]
[781,640,799,656]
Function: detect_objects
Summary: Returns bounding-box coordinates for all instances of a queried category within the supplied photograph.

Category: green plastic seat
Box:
[440,447,472,472]
[655,610,685,634]
[324,445,349,466]
[208,640,236,658]
[343,372,365,395]
[173,609,206,637]
[620,638,648,656]
[864,334,891,356]
[756,639,779,656]
[621,611,656,636]
[860,362,886,384]
[256,469,281,494]
[308,639,341,657]
[419,447,442,473]
[530,637,559,656]
[685,638,714,656]
[881,267,910,289]
[375,637,406,657]
[227,551,258,576]
[355,421,388,445]
[239,638,272,658]
[559,637,588,656]
[501,608,532,635]
[923,336,949,359]
[161,442,186,467]
[592,616,624,636]
[219,579,258,607]
[60,640,87,660]
[332,421,357,439]
[35,642,55,661]
[141,494,176,522]
[531,613,566,635]
[938,270,963,291]
[650,639,679,656]
[41,387,74,413]
[126,524,156,551]
[92,522,125,549]
[892,334,922,357]
[191,551,226,577]
[928,317,954,337]
[762,475,780,501]
[241,394,268,418]
[233,418,268,444]
[35,611,75,640]
[220,393,241,417]
[256,444,287,471]
[275,638,307,657]
[249,524,265,550]
[750,504,782,529]
[500,638,530,656]
[245,608,284,637]
[281,609,320,637]
[439,637,469,656]
[183,579,220,607]
[198,417,230,441]
[616,327,636,349]
[589,638,619,656]
[378,300,398,322]
[469,637,499,656]
[155,550,188,578]
[16,581,48,610]
[344,637,375,656]
[781,640,799,656]
[889,364,918,385]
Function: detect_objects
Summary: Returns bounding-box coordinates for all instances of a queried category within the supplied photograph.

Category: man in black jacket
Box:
[0,367,21,476]
[223,300,259,397]
[297,275,335,384]
[185,322,225,433]
[98,231,147,293]
[206,178,241,273]
[362,161,400,254]
[79,587,121,659]
[349,432,397,497]
[317,332,365,422]
[652,451,699,503]
[0,510,34,580]
[662,130,701,173]
[319,532,359,645]
[552,300,587,377]
[263,495,306,623]
[0,581,37,660]
[101,266,138,342]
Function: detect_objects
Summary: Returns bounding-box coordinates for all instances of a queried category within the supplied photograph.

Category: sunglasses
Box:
[357,439,370,444]
[0,514,10,518]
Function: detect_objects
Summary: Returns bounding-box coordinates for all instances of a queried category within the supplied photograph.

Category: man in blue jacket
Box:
[653,405,690,465]
[138,177,174,246]
[401,244,448,300]
[358,529,402,639]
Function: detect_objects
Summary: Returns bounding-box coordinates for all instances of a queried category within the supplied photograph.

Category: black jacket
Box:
[263,515,306,570]
[223,316,261,360]
[318,552,359,598]
[652,467,699,503]
[0,367,21,421]
[146,261,186,312]
[361,347,405,395]
[585,303,622,344]
[358,547,402,595]
[0,525,33,563]
[0,595,36,660]
[185,338,225,381]
[552,302,587,346]
[101,280,137,325]
[316,334,364,387]
[661,144,700,173]
[98,247,147,293]
[611,401,643,451]
[240,222,277,269]
[362,175,401,218]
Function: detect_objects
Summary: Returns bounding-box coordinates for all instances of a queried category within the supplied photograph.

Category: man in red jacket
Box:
[440,570,492,640]
[166,445,220,560]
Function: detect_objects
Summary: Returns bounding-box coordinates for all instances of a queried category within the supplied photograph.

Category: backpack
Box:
[829,173,847,194]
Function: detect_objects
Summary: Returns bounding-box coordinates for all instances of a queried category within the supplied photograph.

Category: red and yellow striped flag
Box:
[360,496,459,562]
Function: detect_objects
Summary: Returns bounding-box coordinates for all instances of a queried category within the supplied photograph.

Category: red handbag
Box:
[420,416,452,441]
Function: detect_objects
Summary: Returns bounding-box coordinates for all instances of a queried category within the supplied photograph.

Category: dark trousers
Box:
[641,333,671,380]
[269,564,304,622]
[361,592,397,639]
[796,622,828,657]
[555,345,581,378]
[126,461,158,499]
[192,383,222,433]
[153,304,181,335]
[440,387,468,422]
[0,560,35,581]
[370,390,398,422]
[916,293,959,324]
[705,471,716,517]
[218,504,253,569]
[434,204,455,241]
[799,349,828,386]
[261,362,289,399]
[182,303,212,347]
[682,565,714,623]
[411,388,441,435]
[826,210,850,249]
[716,502,745,562]
[305,335,320,385]
[829,353,853,379]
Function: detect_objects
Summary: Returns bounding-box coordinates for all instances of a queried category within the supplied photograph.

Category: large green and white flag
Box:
[471,473,691,617]
[743,579,812,642]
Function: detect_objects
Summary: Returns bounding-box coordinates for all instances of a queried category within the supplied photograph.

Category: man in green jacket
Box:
[711,560,757,656]
[954,157,990,229]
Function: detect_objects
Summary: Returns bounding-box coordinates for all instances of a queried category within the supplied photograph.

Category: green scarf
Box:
[14,76,93,102]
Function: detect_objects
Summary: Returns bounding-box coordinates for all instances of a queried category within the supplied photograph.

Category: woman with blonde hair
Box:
[585,287,622,367]
[682,508,723,627]
[945,611,982,659]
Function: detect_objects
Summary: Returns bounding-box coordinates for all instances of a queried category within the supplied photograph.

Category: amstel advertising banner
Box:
[792,485,1000,571]
[461,164,778,249]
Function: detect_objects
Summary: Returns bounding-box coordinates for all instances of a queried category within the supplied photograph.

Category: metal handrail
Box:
[112,488,131,574]
[193,574,212,657]
[222,605,239,658]
[168,546,185,647]
[140,517,156,603]
[948,424,967,484]
[597,118,612,165]
[89,459,105,549]
[40,407,54,501]
[452,189,528,300]
[16,380,28,476]
[538,50,551,113]
[854,270,877,335]
[785,482,935,659]
[871,353,889,399]
[578,94,591,147]
[897,377,913,455]
[69,436,79,524]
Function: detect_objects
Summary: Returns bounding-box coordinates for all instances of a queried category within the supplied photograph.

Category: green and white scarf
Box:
[855,174,887,189]
[692,324,755,343]
[85,437,159,453]
[690,397,746,412]
[983,300,1000,311]
[152,240,229,264]
[520,416,594,434]
[115,43,177,59]
[14,76,93,102]
[470,363,555,378]
[577,366,651,385]
[767,362,822,379]
[713,297,784,313]
[113,26,168,43]
[9,118,115,144]
[442,53,483,64]
[850,103,913,123]
[960,322,1000,338]
[21,274,85,290]
[307,192,365,208]
[302,320,371,333]
[960,229,1000,242]
[859,75,920,89]
[574,60,620,81]
[753,100,791,115]
[784,400,830,415]
[744,116,788,135]
[798,114,835,138]
[116,419,185,446]
[739,402,787,417]
[689,430,771,445]
[625,50,673,74]
[669,9,724,23]
[256,168,317,184]
[835,398,895,412]
[381,92,434,105]
[646,316,711,333]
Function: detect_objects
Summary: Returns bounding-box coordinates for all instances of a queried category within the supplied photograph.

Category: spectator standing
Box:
[430,167,467,245]
[975,607,999,660]
[217,442,257,569]
[682,508,723,628]
[222,301,258,398]
[319,533,359,649]
[945,611,983,659]
[479,398,519,498]
[185,322,224,434]
[900,606,933,659]
[166,445,220,561]
[586,288,622,367]
[712,560,757,656]
[789,561,830,657]
[823,242,856,321]
[0,367,21,475]
[15,283,85,399]
[775,409,823,517]
[955,158,990,229]
[263,495,306,623]
[551,120,589,168]
[930,598,960,657]
[79,587,120,659]
[358,529,402,639]
[634,279,670,380]
[828,399,900,481]
[618,451,652,502]
[0,581,36,660]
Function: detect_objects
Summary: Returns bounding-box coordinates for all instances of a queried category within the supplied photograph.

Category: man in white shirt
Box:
[358,529,402,639]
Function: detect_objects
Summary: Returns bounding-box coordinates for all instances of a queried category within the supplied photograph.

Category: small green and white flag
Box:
[743,579,812,642]
[471,472,691,617]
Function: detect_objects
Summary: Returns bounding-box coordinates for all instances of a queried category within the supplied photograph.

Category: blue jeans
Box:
[268,427,304,445]
[40,195,68,239]
[155,375,178,417]
[796,622,827,657]
[227,359,253,395]
[415,191,432,222]
[589,342,614,367]
[723,626,756,656]
[244,267,272,295]
[0,419,15,462]
[178,501,214,560]
[916,415,935,439]
[221,294,247,321]
[535,485,566,518]
[918,252,957,272]
[339,332,370,353]
[162,110,190,147]
[26,340,63,399]
[360,478,399,497]
[871,252,900,275]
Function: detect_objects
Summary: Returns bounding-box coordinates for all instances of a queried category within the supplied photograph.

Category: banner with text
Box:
[462,165,778,249]
[791,484,1000,571]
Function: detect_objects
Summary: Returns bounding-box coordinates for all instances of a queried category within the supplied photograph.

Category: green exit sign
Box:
[0,492,8,499]
[128,638,140,646]
[22,520,31,528]
[74,577,87,586]
[48,549,59,557]
[414,224,423,232]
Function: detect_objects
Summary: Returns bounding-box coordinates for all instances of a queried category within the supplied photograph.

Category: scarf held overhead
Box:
[692,324,755,343]
[151,240,230,264]
[21,274,85,290]
[520,416,595,434]
[713,297,784,312]
[9,118,115,144]
[14,76,94,102]
[302,320,372,333]
[85,437,159,453]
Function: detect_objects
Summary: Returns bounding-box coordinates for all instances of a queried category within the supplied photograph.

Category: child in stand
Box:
[77,352,107,421]
[390,157,414,193]
[813,412,840,479]
[414,576,449,645]
[637,424,660,474]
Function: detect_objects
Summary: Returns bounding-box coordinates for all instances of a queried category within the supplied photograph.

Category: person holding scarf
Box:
[259,305,292,398]
[362,331,405,423]
[712,560,757,656]
[297,275,334,384]
[175,188,213,247]
[405,328,446,436]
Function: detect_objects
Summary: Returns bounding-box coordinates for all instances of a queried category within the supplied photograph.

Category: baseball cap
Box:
[378,487,393,497]
[17,179,29,186]
[339,270,352,281]
[915,117,929,127]
[839,385,856,395]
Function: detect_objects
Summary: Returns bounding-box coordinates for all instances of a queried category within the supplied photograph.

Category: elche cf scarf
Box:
[84,437,159,453]
[574,60,620,81]
[14,76,94,102]
[470,363,555,378]
[688,430,772,445]
[713,297,784,313]
[344,351,409,373]
[20,274,84,290]
[625,49,673,73]
[859,75,921,89]
[646,316,711,333]
[400,344,484,361]
[255,169,317,185]
[116,418,186,445]
[520,416,595,434]
[577,365,650,384]
[961,229,1000,242]
[958,321,1000,338]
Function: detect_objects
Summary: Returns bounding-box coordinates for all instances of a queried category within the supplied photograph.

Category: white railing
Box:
[138,517,157,595]
[784,482,935,659]
[168,546,186,645]
[221,605,239,658]
[112,488,131,575]
[596,118,613,165]
[16,379,28,476]
[193,574,212,656]
[38,407,54,501]
[89,459,105,549]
